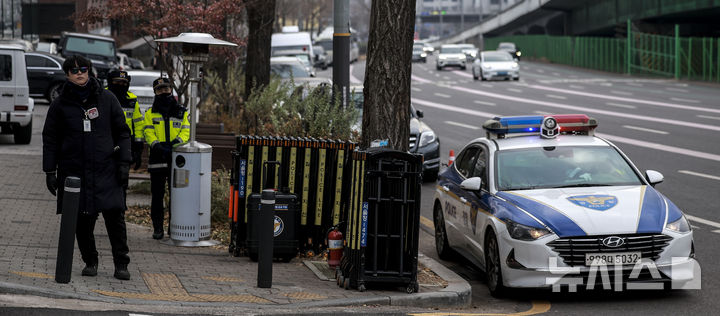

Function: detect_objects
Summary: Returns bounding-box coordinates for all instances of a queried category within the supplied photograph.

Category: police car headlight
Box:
[418,131,436,148]
[421,53,427,58]
[666,215,691,233]
[505,219,551,241]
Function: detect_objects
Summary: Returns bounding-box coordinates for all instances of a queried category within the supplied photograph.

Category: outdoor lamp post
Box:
[155,33,237,247]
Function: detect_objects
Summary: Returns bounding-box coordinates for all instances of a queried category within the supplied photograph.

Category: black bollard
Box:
[55,176,81,284]
[257,189,275,288]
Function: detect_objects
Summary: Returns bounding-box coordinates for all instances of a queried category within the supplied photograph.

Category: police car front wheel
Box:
[485,229,507,297]
[434,202,454,260]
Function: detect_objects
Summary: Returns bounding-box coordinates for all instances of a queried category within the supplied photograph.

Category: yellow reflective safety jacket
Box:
[143,104,190,169]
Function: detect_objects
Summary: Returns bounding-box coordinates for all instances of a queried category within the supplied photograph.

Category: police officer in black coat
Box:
[42,55,132,280]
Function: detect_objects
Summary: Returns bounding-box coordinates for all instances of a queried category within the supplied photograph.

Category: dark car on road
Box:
[25,52,66,102]
[497,42,521,60]
[351,86,440,181]
[412,45,428,63]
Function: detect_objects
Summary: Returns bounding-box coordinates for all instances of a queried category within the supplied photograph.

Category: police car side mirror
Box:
[416,110,424,118]
[645,170,664,186]
[460,177,482,191]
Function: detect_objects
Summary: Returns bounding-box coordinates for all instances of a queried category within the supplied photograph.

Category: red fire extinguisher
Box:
[328,226,343,268]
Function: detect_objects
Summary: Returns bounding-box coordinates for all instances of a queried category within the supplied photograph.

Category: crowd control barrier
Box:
[228,136,357,257]
[336,148,423,293]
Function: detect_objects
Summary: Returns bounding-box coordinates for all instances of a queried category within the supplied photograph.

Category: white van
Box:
[0,44,34,144]
[271,28,314,71]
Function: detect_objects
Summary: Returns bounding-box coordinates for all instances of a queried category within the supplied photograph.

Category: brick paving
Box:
[0,130,456,308]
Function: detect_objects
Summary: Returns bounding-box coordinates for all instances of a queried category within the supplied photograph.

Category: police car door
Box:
[465,144,492,260]
[450,145,480,252]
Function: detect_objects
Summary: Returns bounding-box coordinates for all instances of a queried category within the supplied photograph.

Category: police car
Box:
[433,114,698,296]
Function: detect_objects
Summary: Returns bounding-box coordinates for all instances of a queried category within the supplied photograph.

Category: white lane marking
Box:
[675,83,689,87]
[435,73,441,77]
[599,82,613,87]
[685,215,720,229]
[452,70,473,78]
[412,75,720,132]
[596,133,720,162]
[411,98,496,119]
[678,170,720,181]
[606,102,637,109]
[671,97,700,103]
[714,229,720,233]
[526,84,720,114]
[569,75,579,78]
[473,100,496,106]
[622,125,669,134]
[534,110,552,115]
[666,87,688,93]
[481,83,494,88]
[697,114,720,121]
[507,88,523,93]
[409,94,720,163]
[434,93,451,98]
[129,314,153,316]
[552,72,560,76]
[627,82,644,87]
[611,90,634,96]
[545,94,567,100]
[537,69,545,73]
[445,121,480,130]
[411,87,422,92]
[569,85,585,89]
[349,65,363,84]
[443,76,450,80]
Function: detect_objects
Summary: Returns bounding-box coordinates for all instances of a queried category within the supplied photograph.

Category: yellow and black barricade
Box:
[230,135,358,257]
[336,147,423,293]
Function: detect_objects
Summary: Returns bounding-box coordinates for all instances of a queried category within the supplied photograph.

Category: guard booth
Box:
[337,147,423,293]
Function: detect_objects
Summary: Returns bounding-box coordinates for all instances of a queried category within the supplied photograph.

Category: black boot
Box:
[114,264,130,280]
[81,263,98,276]
[152,229,163,240]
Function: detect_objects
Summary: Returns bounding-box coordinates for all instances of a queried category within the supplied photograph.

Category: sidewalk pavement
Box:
[0,152,470,313]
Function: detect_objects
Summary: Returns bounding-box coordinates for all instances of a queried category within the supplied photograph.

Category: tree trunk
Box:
[361,0,416,151]
[244,0,276,101]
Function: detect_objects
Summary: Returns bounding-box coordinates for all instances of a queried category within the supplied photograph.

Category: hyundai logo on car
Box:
[602,236,626,248]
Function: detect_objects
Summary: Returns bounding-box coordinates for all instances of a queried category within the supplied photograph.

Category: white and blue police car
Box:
[433,114,698,296]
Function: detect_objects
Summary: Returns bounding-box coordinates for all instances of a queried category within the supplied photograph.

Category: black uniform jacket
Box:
[42,78,132,215]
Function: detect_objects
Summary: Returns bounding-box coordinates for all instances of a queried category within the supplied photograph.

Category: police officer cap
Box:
[108,70,130,82]
[153,77,171,90]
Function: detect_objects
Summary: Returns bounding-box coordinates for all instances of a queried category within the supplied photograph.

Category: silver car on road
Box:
[472,51,520,81]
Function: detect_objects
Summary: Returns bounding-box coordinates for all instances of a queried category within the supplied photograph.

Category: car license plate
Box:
[498,71,508,76]
[585,252,641,266]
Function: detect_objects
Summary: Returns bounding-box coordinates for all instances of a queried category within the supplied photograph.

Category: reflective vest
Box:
[107,89,144,142]
[143,105,190,169]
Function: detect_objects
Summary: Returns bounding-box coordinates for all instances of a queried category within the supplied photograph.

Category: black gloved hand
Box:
[161,143,173,161]
[117,163,130,189]
[46,172,57,196]
[131,141,144,170]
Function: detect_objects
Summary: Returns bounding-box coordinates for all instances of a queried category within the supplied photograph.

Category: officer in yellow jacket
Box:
[143,78,190,239]
[107,70,144,169]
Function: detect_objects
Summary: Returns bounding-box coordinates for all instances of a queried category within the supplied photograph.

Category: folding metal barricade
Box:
[229,135,356,258]
[337,148,423,293]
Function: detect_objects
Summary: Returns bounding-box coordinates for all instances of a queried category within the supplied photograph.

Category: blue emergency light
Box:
[482,114,598,139]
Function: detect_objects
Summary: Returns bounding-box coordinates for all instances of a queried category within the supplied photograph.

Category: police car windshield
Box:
[496,146,643,191]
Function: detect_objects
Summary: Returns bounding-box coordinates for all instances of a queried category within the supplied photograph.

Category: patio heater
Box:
[155,33,237,246]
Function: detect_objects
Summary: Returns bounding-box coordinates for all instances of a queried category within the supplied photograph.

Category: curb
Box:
[0,253,470,310]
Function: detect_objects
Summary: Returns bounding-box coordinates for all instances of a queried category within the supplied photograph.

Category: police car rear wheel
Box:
[485,230,506,297]
[434,202,454,260]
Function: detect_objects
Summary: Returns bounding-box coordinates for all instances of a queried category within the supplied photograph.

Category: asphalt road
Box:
[320,55,720,315]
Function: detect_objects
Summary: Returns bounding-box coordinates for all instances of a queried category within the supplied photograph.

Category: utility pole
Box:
[332,0,350,108]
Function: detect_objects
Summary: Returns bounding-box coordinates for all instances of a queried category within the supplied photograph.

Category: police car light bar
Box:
[482,114,598,139]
